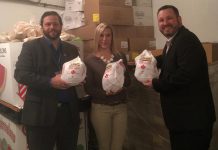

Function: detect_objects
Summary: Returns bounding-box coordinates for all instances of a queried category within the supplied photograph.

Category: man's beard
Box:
[43,30,61,40]
[161,25,179,38]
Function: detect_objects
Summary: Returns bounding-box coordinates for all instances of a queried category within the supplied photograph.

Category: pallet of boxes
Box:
[68,0,157,61]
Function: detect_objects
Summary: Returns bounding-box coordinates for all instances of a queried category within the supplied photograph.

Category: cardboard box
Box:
[65,0,84,11]
[129,37,156,52]
[83,40,95,58]
[133,6,153,26]
[134,26,154,38]
[113,25,154,38]
[84,0,134,25]
[69,24,154,40]
[134,0,152,7]
[202,42,218,64]
[114,37,129,53]
[69,25,154,44]
[99,6,134,25]
[69,23,97,40]
[99,0,132,6]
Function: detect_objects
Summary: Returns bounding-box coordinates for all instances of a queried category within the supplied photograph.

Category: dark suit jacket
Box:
[14,37,80,126]
[152,26,216,130]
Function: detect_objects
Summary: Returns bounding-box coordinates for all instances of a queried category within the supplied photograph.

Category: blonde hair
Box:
[94,22,115,53]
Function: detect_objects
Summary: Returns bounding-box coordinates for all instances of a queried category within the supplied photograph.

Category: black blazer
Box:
[152,26,216,130]
[14,37,80,126]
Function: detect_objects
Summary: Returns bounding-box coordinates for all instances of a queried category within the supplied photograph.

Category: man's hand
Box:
[50,74,70,89]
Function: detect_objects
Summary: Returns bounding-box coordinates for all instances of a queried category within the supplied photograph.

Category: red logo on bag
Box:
[141,65,146,69]
[104,74,109,79]
[71,69,76,74]
[17,84,27,101]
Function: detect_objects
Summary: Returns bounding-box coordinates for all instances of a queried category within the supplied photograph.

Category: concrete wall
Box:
[0,1,63,33]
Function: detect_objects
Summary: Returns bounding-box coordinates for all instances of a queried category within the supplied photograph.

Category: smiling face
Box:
[42,15,62,40]
[98,28,112,49]
[157,8,182,38]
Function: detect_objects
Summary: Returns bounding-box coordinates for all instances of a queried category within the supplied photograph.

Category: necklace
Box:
[100,54,114,64]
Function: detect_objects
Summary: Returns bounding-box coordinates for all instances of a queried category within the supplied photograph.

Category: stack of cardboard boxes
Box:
[68,0,155,61]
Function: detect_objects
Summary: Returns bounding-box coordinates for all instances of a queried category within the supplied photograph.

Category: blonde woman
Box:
[84,23,131,150]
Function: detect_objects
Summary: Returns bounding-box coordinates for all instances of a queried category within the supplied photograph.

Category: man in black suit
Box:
[14,11,80,150]
[144,5,216,150]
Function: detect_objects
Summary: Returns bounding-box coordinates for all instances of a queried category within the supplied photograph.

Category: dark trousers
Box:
[169,125,214,150]
[25,104,79,150]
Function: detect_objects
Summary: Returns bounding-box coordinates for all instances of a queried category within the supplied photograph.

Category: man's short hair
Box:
[40,11,62,26]
[157,5,180,17]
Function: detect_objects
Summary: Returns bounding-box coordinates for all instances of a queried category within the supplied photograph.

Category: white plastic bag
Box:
[134,50,159,83]
[102,59,125,93]
[61,56,86,86]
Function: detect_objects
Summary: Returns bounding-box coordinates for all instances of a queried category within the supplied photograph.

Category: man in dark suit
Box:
[14,11,80,150]
[144,5,216,150]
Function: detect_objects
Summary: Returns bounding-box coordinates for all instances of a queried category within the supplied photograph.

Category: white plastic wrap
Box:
[134,50,159,83]
[61,56,86,86]
[102,59,125,93]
